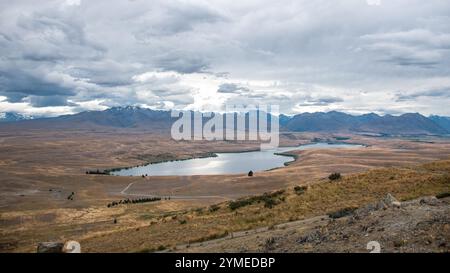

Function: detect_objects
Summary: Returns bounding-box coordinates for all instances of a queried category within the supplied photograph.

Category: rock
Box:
[375,201,387,210]
[297,230,324,244]
[374,193,399,209]
[62,241,81,253]
[354,193,401,217]
[419,196,439,206]
[382,193,398,206]
[37,242,64,253]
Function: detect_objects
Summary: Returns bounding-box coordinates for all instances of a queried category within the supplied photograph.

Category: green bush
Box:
[328,172,342,181]
[294,185,308,195]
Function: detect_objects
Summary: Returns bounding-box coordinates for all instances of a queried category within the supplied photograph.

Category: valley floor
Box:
[0,130,449,252]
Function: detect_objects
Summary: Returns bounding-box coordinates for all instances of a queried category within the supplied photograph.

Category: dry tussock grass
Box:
[79,160,449,252]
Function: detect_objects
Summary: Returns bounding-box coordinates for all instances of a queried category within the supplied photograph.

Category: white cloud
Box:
[0,0,449,116]
[65,0,81,6]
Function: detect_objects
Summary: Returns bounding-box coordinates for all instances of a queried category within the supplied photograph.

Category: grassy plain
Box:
[0,129,449,252]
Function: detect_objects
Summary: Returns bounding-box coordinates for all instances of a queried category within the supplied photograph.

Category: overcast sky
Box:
[1,0,450,117]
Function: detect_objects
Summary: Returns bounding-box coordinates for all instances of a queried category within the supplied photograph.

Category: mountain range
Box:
[281,111,449,135]
[0,112,33,122]
[0,106,449,135]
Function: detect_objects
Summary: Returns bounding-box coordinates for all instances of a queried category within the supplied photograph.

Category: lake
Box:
[111,143,363,176]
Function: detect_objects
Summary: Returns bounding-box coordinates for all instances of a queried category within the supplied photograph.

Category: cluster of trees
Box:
[228,190,285,210]
[86,169,109,175]
[107,197,161,207]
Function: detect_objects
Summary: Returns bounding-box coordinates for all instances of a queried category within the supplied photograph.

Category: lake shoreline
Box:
[107,142,364,177]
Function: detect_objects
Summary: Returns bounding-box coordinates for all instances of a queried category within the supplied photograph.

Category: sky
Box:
[0,0,450,117]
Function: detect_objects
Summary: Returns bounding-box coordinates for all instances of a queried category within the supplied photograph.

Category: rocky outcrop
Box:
[179,194,450,253]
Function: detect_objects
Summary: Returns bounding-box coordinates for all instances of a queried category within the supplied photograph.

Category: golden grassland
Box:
[0,130,449,252]
[76,159,449,252]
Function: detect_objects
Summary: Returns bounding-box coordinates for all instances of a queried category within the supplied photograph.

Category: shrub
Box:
[436,192,450,199]
[263,198,278,209]
[294,185,308,195]
[265,237,276,245]
[393,239,407,248]
[179,219,187,225]
[228,190,285,210]
[194,208,203,214]
[229,199,253,210]
[157,245,166,251]
[328,207,357,219]
[328,172,341,181]
[190,231,229,243]
[209,204,220,212]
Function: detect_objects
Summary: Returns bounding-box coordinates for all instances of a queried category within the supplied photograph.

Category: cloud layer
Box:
[1,0,450,116]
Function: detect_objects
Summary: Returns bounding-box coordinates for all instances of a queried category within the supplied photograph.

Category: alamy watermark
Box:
[170,104,279,150]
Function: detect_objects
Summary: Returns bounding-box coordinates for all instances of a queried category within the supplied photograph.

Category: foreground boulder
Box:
[37,242,64,253]
[379,193,399,208]
[354,193,401,217]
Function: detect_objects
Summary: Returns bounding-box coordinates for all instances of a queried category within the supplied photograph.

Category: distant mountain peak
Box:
[0,112,33,122]
[108,105,142,111]
[400,112,425,118]
[361,113,379,117]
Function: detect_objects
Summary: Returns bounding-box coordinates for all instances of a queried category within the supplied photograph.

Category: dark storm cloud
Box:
[396,87,450,101]
[0,4,105,108]
[24,95,75,107]
[297,96,344,106]
[14,12,106,62]
[0,68,77,99]
[68,62,136,87]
